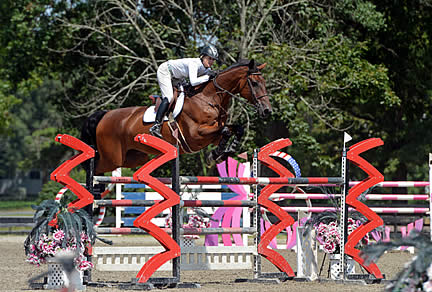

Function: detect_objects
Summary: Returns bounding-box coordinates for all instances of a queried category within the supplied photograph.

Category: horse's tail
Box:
[80,110,107,173]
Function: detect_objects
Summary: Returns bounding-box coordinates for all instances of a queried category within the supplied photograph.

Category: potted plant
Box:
[165,208,211,247]
[24,199,105,288]
[303,200,371,279]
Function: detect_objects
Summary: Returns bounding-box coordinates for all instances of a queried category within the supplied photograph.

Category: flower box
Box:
[329,254,355,280]
[45,258,85,290]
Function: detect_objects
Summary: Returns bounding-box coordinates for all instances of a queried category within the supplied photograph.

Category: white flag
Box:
[344,132,352,144]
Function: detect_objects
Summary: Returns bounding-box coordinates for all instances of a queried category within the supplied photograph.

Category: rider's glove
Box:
[208,71,218,79]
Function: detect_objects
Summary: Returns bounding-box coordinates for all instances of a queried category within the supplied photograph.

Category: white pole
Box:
[112,168,122,229]
[340,132,352,279]
[252,149,260,279]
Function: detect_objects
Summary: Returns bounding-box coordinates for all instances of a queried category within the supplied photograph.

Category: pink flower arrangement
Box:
[25,229,93,271]
[183,214,210,239]
[165,213,210,240]
[315,218,370,254]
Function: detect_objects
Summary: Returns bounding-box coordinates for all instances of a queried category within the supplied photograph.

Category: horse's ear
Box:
[257,63,267,70]
[248,59,256,70]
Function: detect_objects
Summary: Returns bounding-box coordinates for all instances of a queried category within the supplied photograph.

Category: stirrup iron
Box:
[149,122,163,139]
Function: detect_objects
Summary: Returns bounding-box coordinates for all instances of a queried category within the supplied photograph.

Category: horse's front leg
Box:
[225,124,244,155]
[203,126,232,164]
[206,125,244,164]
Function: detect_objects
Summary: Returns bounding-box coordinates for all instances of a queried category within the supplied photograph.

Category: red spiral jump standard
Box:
[50,134,95,210]
[132,134,181,283]
[257,138,296,277]
[345,138,384,279]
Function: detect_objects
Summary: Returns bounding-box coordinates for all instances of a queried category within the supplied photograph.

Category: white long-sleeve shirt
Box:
[167,58,211,86]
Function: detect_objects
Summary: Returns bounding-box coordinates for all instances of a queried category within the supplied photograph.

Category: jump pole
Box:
[340,132,351,280]
[171,144,181,282]
[253,148,262,281]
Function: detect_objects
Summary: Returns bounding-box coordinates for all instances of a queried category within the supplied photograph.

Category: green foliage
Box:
[335,0,386,32]
[0,78,22,134]
[37,169,87,203]
[0,79,68,182]
[0,0,431,186]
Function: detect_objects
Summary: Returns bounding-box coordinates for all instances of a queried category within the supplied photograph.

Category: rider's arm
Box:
[188,61,210,86]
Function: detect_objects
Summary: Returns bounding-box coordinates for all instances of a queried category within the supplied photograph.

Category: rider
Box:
[149,45,219,138]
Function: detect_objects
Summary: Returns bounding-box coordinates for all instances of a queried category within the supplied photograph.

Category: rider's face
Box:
[202,56,215,68]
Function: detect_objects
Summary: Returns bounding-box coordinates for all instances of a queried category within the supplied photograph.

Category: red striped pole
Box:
[94,199,257,207]
[180,176,342,185]
[273,206,429,214]
[269,193,429,201]
[94,176,171,184]
[95,227,257,235]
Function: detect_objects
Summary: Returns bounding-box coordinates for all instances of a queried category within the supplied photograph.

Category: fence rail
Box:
[0,216,34,234]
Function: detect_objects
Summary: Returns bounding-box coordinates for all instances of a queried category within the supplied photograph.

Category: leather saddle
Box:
[149,88,179,113]
[149,82,205,112]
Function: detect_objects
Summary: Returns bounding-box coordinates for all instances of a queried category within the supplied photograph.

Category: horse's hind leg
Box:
[95,138,125,175]
[95,152,123,175]
[123,150,150,169]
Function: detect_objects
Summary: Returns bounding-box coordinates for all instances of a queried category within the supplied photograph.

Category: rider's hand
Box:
[181,80,191,88]
[208,71,218,79]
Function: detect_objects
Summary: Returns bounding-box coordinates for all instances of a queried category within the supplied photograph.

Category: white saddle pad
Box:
[143,88,185,123]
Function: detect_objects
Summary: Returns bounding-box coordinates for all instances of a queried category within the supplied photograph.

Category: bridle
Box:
[246,72,269,103]
[212,70,269,108]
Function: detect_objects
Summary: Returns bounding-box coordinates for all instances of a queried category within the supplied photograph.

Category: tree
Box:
[0,80,67,182]
[364,0,432,182]
[0,80,21,135]
[1,0,431,184]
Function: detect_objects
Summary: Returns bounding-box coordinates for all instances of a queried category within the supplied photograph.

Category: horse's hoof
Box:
[215,153,229,164]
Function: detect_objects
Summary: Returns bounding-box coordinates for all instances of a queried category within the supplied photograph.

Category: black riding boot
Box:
[149,97,169,139]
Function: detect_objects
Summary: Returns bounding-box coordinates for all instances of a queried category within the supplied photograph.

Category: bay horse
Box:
[80,59,272,175]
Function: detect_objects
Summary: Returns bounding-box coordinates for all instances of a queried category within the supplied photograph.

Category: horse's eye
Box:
[251,81,259,87]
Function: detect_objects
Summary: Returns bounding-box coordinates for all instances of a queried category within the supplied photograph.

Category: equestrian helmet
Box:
[200,45,219,60]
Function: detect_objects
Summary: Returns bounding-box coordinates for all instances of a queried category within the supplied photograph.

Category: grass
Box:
[0,200,37,210]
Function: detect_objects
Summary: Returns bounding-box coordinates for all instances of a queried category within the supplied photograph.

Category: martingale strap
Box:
[167,113,194,153]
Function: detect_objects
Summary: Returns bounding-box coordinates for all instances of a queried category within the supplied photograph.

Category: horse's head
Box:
[240,59,272,118]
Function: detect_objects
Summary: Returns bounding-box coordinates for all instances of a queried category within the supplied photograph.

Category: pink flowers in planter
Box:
[183,214,211,239]
[315,218,370,254]
[165,213,210,240]
[25,229,93,271]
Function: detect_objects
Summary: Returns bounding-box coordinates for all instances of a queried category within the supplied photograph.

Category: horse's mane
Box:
[185,59,258,97]
[221,59,253,73]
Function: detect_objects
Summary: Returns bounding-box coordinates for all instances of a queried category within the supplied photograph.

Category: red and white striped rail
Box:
[350,181,429,188]
[95,226,257,235]
[94,199,257,208]
[268,193,429,201]
[277,206,429,214]
[179,176,343,185]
